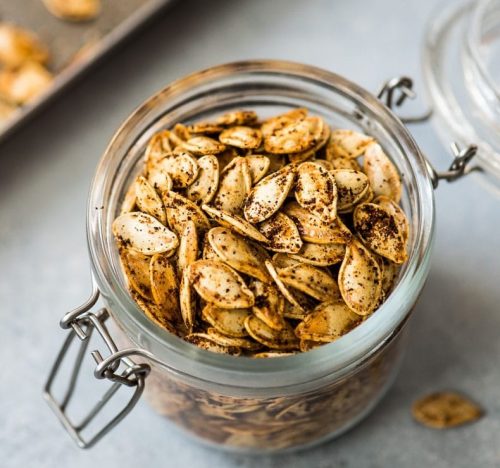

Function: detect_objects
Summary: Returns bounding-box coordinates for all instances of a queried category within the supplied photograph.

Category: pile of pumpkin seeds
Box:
[113,108,409,356]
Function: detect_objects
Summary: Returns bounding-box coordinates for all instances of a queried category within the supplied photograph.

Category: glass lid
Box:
[423,0,500,194]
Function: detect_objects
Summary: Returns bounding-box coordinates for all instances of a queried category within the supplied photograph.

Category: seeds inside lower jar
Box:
[112,108,410,356]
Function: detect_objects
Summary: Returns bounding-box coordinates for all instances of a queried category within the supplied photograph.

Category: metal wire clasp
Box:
[378,76,481,188]
[43,281,151,449]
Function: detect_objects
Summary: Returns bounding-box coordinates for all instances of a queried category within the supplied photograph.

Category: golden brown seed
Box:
[205,328,261,350]
[147,169,173,195]
[272,253,302,269]
[283,287,317,320]
[130,290,177,334]
[264,260,304,312]
[283,202,352,245]
[163,191,211,234]
[245,155,271,183]
[120,177,139,215]
[42,0,101,21]
[326,129,374,159]
[181,136,226,155]
[179,266,196,331]
[244,315,299,350]
[332,169,370,212]
[202,204,269,243]
[0,61,52,105]
[374,195,409,243]
[207,227,270,283]
[219,126,262,149]
[118,246,152,301]
[277,263,341,302]
[250,280,287,331]
[0,24,49,67]
[289,242,346,267]
[112,212,178,256]
[295,161,337,223]
[412,392,483,429]
[295,300,361,343]
[363,142,402,202]
[201,304,251,338]
[288,121,331,164]
[150,253,179,321]
[186,155,219,204]
[186,122,224,134]
[177,221,198,274]
[216,110,258,126]
[212,157,252,214]
[188,260,255,309]
[327,156,363,171]
[338,240,382,316]
[184,333,241,355]
[353,203,407,264]
[144,131,172,174]
[243,164,296,223]
[135,176,166,224]
[151,149,199,189]
[258,212,303,254]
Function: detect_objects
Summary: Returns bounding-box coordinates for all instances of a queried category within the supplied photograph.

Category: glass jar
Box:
[423,0,500,193]
[46,60,441,453]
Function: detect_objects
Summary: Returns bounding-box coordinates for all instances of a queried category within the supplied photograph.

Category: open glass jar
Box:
[45,60,477,453]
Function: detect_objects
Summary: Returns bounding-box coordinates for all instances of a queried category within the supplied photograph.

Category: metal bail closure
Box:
[43,284,151,449]
[378,75,481,188]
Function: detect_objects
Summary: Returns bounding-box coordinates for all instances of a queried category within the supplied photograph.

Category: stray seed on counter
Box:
[113,108,409,357]
[412,392,484,429]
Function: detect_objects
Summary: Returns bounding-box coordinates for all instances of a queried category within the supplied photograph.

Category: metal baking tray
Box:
[0,0,173,143]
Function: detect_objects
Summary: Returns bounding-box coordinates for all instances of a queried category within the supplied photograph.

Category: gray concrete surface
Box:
[1,0,499,467]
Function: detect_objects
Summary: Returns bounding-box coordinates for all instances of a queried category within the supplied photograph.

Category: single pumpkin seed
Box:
[118,245,152,300]
[147,168,173,194]
[374,195,409,243]
[264,260,304,311]
[295,161,337,223]
[332,169,370,212]
[289,242,346,266]
[186,154,219,204]
[338,239,382,316]
[112,212,178,255]
[219,126,262,149]
[152,149,199,189]
[177,220,198,274]
[243,164,296,223]
[163,191,211,234]
[188,260,255,309]
[258,212,303,254]
[250,280,287,331]
[205,328,261,350]
[179,266,196,331]
[201,303,251,338]
[135,175,166,224]
[353,203,407,264]
[212,157,252,214]
[216,110,258,126]
[130,290,177,334]
[326,129,374,159]
[150,253,179,320]
[363,142,402,202]
[245,154,270,183]
[244,315,299,350]
[181,136,226,155]
[185,333,241,355]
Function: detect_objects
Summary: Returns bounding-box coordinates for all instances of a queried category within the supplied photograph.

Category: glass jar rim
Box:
[87,60,435,389]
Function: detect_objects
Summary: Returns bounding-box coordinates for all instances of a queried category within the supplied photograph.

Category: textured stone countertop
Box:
[1,0,499,466]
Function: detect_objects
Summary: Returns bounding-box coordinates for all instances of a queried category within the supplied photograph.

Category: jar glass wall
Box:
[87,61,434,452]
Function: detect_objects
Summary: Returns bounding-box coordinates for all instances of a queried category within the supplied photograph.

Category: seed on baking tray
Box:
[295,161,337,223]
[188,260,255,309]
[353,203,407,264]
[135,176,166,224]
[114,108,411,356]
[201,304,252,338]
[295,300,361,343]
[338,239,382,316]
[326,129,374,159]
[412,392,483,429]
[258,212,303,254]
[181,135,226,155]
[186,155,219,204]
[42,0,101,22]
[0,24,49,68]
[208,227,270,283]
[244,164,296,223]
[219,126,262,149]
[212,157,252,214]
[363,142,402,202]
[112,212,178,256]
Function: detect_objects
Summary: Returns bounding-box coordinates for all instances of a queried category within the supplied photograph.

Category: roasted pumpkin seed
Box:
[181,136,226,155]
[289,242,346,267]
[219,126,262,149]
[250,280,287,331]
[333,169,370,212]
[212,157,252,214]
[135,176,166,224]
[177,221,198,274]
[326,129,374,159]
[186,155,219,204]
[150,253,179,320]
[201,304,251,338]
[244,315,299,350]
[118,245,152,300]
[258,212,302,254]
[163,191,211,234]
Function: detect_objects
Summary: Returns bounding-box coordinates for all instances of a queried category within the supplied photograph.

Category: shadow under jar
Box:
[57,61,436,453]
